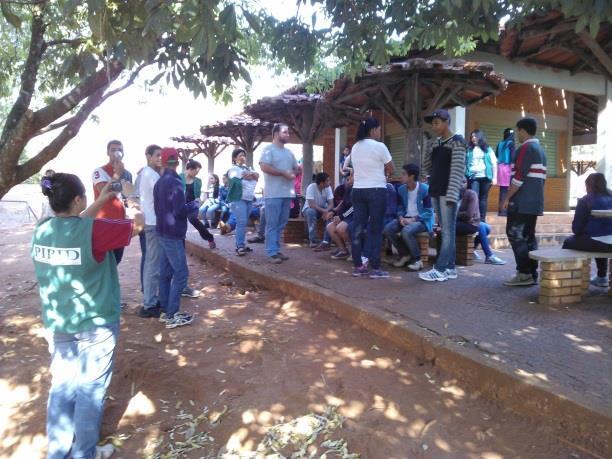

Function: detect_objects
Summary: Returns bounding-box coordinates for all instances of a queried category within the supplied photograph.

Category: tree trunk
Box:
[208,155,215,174]
[301,141,314,196]
[245,147,254,168]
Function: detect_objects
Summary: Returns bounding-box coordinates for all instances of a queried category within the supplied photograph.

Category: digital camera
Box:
[110,181,123,192]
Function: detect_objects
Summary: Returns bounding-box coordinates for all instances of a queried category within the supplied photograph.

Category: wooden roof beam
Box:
[578,31,612,79]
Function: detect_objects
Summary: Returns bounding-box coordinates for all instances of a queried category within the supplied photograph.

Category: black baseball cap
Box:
[424,109,451,124]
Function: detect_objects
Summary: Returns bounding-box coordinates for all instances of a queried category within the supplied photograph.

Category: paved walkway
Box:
[186,228,612,455]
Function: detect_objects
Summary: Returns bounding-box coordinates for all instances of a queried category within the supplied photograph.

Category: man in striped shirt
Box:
[502,117,547,286]
[419,109,466,282]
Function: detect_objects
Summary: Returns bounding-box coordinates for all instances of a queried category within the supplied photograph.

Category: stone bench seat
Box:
[528,248,612,304]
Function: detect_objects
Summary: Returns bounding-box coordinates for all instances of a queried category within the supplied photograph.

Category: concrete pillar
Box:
[565,92,574,212]
[334,128,346,186]
[449,106,466,138]
[597,80,612,185]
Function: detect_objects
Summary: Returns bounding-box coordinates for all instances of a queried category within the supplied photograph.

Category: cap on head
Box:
[161,148,179,167]
[424,109,451,124]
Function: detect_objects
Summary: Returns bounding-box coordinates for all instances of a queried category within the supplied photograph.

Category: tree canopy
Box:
[0,0,610,198]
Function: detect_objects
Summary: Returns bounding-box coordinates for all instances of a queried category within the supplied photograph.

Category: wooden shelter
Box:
[200,114,272,167]
[325,58,507,165]
[497,10,612,138]
[171,135,232,174]
[245,93,361,194]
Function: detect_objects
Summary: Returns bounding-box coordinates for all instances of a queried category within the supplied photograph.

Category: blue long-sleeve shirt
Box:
[154,169,199,239]
[572,192,612,238]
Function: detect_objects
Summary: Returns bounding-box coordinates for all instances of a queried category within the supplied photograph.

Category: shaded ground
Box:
[0,226,592,458]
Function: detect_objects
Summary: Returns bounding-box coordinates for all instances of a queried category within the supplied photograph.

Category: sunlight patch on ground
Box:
[124,391,156,417]
[515,368,549,382]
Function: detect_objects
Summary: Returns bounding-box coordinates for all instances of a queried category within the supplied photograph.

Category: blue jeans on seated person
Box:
[302,207,331,244]
[158,236,189,319]
[351,187,387,269]
[229,200,252,248]
[46,322,118,459]
[475,221,494,258]
[432,196,459,272]
[264,197,292,257]
[384,219,427,259]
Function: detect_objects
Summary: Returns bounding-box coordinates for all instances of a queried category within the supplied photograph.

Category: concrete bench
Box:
[529,248,612,304]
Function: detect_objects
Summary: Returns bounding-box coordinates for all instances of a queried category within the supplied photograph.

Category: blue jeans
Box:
[229,200,252,248]
[432,196,459,272]
[158,236,189,318]
[139,232,146,292]
[384,219,427,260]
[351,188,388,269]
[474,221,493,258]
[264,197,292,256]
[143,226,161,310]
[469,177,492,222]
[302,207,331,244]
[46,323,119,459]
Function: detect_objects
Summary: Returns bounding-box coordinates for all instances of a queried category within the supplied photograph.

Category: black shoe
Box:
[278,252,289,261]
[247,235,265,243]
[139,306,161,318]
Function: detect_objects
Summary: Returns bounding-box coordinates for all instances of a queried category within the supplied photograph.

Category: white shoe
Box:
[407,259,423,271]
[419,268,448,282]
[473,251,483,262]
[392,255,411,268]
[95,444,115,459]
[445,268,458,279]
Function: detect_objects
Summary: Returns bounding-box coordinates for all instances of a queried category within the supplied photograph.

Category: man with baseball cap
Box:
[153,148,199,329]
[419,109,466,282]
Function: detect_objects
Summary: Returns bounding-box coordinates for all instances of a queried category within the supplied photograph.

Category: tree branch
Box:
[16,87,107,182]
[0,12,46,150]
[99,62,149,103]
[30,60,124,132]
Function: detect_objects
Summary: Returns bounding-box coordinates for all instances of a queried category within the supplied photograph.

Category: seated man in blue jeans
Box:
[302,172,334,249]
[384,163,434,271]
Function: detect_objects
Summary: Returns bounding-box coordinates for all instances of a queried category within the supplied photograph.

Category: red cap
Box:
[161,148,179,167]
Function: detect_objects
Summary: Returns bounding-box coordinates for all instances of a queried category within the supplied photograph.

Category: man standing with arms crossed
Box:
[259,123,300,263]
[419,109,466,282]
[92,139,133,264]
[502,117,547,286]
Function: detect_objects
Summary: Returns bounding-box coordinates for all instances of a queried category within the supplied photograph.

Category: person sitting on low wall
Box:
[562,172,612,287]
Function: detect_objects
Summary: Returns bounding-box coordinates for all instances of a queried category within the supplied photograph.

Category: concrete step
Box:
[487,223,573,236]
[489,233,573,250]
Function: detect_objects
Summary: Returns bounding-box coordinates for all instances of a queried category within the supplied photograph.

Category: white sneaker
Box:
[95,444,115,459]
[392,255,411,268]
[419,268,448,282]
[473,251,483,262]
[445,268,458,279]
[407,259,423,271]
[590,276,609,288]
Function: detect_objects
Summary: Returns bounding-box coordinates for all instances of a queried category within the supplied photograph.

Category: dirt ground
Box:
[0,226,589,459]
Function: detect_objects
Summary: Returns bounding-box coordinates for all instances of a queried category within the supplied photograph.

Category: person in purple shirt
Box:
[154,148,199,329]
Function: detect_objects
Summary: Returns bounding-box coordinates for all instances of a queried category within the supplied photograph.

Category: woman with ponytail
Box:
[32,172,143,459]
[349,117,395,279]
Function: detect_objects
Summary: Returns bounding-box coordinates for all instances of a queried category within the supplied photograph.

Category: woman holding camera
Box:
[32,173,143,459]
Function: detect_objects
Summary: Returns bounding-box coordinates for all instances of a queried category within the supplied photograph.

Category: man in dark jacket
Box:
[154,148,199,328]
[502,117,547,286]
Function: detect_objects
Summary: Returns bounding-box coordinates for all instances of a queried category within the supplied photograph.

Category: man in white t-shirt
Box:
[383,163,434,271]
[302,172,334,248]
[137,144,163,318]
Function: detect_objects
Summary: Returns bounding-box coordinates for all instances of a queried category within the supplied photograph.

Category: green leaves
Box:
[1,2,22,29]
